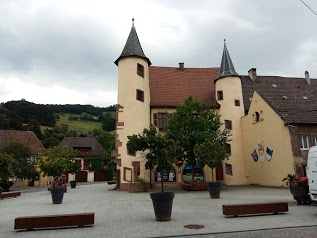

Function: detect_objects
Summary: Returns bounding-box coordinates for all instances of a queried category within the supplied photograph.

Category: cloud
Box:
[0,0,317,107]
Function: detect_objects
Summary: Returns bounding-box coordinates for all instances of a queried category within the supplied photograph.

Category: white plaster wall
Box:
[87,172,94,182]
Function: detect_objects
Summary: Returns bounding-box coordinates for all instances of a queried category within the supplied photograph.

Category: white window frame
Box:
[299,135,309,150]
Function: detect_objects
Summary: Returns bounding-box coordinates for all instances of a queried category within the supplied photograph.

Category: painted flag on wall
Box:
[252,149,258,162]
[266,147,273,161]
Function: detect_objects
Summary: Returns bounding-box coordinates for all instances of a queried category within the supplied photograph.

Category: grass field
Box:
[56,113,102,134]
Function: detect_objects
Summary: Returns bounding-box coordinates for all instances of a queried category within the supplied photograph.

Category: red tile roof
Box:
[0,130,45,154]
[59,137,109,157]
[149,66,220,108]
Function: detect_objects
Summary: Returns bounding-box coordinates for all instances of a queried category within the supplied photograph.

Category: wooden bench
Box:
[222,202,288,217]
[0,192,21,199]
[14,213,94,231]
[107,181,116,185]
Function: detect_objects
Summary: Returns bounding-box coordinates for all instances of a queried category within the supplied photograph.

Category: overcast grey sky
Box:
[0,0,316,107]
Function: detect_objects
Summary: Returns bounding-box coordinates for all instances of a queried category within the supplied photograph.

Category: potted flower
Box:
[37,146,76,204]
[194,136,230,198]
[127,126,181,221]
[67,161,80,189]
[282,174,310,204]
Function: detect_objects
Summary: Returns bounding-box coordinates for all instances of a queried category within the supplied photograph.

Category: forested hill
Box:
[1,99,116,127]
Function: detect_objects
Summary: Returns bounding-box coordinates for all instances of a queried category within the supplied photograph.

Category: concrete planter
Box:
[150,192,175,221]
[207,181,221,199]
[50,187,65,204]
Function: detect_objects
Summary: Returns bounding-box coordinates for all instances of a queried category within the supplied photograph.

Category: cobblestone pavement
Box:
[1,183,317,238]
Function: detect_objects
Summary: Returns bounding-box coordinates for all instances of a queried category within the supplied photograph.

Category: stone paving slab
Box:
[1,183,317,238]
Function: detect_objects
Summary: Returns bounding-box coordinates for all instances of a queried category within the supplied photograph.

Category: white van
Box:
[306,146,317,202]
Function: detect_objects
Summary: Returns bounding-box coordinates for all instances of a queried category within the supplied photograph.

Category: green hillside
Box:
[56,113,102,134]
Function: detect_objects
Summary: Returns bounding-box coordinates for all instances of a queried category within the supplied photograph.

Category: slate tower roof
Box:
[216,40,239,80]
[114,19,151,66]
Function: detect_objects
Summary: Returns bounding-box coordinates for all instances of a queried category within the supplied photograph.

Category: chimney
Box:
[305,71,311,85]
[248,68,257,81]
[179,62,184,72]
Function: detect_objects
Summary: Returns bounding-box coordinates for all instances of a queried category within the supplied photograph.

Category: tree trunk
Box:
[191,167,194,182]
[159,163,164,194]
[211,168,214,182]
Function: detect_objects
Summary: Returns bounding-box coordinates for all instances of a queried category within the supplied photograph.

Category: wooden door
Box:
[216,166,223,181]
[76,171,88,182]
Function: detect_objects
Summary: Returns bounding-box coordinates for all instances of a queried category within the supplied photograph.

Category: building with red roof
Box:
[113,20,316,190]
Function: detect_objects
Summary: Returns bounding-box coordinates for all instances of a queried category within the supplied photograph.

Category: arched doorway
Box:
[154,167,176,182]
[182,164,204,181]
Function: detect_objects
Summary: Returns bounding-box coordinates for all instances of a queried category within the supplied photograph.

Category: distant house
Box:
[0,130,46,187]
[59,137,110,182]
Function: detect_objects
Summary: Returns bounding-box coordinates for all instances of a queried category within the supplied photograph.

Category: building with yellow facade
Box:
[114,20,317,190]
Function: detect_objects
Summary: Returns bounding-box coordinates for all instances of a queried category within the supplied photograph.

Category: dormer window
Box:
[137,63,144,78]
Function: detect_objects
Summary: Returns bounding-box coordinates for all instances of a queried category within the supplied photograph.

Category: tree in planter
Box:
[67,159,81,188]
[195,137,231,181]
[37,146,76,204]
[38,146,76,188]
[127,126,181,194]
[166,96,230,183]
[127,126,181,221]
[194,135,231,198]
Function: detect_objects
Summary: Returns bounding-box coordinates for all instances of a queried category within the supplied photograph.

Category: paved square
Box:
[1,183,317,238]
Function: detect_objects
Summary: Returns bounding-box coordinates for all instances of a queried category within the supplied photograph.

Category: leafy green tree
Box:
[42,136,61,148]
[127,126,181,193]
[166,96,231,181]
[3,100,55,126]
[101,112,115,131]
[37,146,76,188]
[3,142,36,180]
[0,107,23,130]
[27,118,42,139]
[194,137,231,181]
[97,131,115,153]
[0,153,14,180]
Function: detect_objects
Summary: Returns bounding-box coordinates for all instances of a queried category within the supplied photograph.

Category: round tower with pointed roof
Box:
[114,19,151,190]
[215,40,247,185]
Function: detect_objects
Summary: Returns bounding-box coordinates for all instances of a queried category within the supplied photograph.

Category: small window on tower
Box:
[137,64,144,78]
[225,163,233,176]
[225,120,232,130]
[234,100,240,107]
[226,143,231,155]
[136,89,144,102]
[217,91,223,101]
